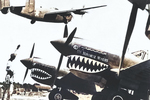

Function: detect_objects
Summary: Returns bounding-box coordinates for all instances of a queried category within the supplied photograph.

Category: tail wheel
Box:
[49,88,63,100]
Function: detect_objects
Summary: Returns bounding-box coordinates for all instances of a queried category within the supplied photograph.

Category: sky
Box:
[0,0,150,85]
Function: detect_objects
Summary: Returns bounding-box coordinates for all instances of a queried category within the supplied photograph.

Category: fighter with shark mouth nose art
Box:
[21,42,98,100]
[20,43,57,86]
[51,37,142,75]
[51,25,150,100]
[67,45,109,74]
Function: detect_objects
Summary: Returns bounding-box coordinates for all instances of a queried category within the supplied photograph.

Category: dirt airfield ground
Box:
[8,85,102,100]
[9,93,93,100]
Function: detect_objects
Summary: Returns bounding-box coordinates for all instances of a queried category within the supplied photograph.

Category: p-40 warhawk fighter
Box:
[0,0,106,24]
[50,26,150,100]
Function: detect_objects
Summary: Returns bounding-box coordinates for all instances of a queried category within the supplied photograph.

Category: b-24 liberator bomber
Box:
[0,0,106,24]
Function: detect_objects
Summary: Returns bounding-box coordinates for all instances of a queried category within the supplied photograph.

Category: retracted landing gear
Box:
[49,88,78,100]
[31,20,36,24]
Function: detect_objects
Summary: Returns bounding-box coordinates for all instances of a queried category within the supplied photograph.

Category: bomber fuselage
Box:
[10,6,72,24]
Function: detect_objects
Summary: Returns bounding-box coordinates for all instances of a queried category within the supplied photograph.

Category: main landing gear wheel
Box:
[112,95,124,100]
[49,88,78,100]
[108,92,126,100]
[49,88,63,100]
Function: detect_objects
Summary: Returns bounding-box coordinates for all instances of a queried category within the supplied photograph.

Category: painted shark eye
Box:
[73,45,79,50]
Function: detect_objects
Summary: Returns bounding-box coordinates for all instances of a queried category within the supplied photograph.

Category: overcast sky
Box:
[0,0,150,85]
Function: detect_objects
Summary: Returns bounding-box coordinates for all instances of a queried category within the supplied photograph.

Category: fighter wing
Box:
[56,73,96,94]
[44,5,106,16]
[119,60,150,89]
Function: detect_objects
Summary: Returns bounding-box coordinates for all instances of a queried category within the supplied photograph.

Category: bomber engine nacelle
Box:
[73,10,88,15]
[1,8,9,14]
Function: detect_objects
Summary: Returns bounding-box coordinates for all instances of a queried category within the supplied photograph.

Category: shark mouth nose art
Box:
[31,68,52,80]
[67,55,109,73]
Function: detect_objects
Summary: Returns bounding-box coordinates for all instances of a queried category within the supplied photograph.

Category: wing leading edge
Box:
[45,5,107,15]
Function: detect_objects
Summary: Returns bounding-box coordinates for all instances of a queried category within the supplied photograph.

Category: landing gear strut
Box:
[49,88,63,100]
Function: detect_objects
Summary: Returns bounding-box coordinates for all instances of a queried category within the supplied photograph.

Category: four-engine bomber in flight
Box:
[0,0,106,24]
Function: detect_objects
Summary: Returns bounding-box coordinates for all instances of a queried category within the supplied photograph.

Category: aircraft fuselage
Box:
[21,58,57,85]
[51,38,142,87]
[10,6,72,24]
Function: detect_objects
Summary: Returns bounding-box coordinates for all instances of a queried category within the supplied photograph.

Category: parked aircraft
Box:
[20,43,97,100]
[1,0,106,24]
[50,25,150,100]
[20,43,66,85]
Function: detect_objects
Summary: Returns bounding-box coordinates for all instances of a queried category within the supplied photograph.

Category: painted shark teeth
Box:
[31,68,52,80]
[67,55,109,73]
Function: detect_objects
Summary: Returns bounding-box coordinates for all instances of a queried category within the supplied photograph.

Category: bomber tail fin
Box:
[25,0,35,13]
[0,0,10,14]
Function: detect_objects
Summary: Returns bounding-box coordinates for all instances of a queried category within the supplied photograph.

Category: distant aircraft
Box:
[51,25,150,100]
[1,0,106,24]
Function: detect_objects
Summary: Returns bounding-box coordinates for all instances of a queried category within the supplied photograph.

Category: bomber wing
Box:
[44,5,106,16]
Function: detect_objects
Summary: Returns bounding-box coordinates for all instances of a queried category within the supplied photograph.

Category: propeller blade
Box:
[63,25,68,38]
[52,54,63,87]
[56,54,63,73]
[33,57,41,59]
[23,68,28,82]
[52,27,77,88]
[118,4,138,74]
[145,15,150,39]
[30,43,35,58]
[65,27,77,45]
